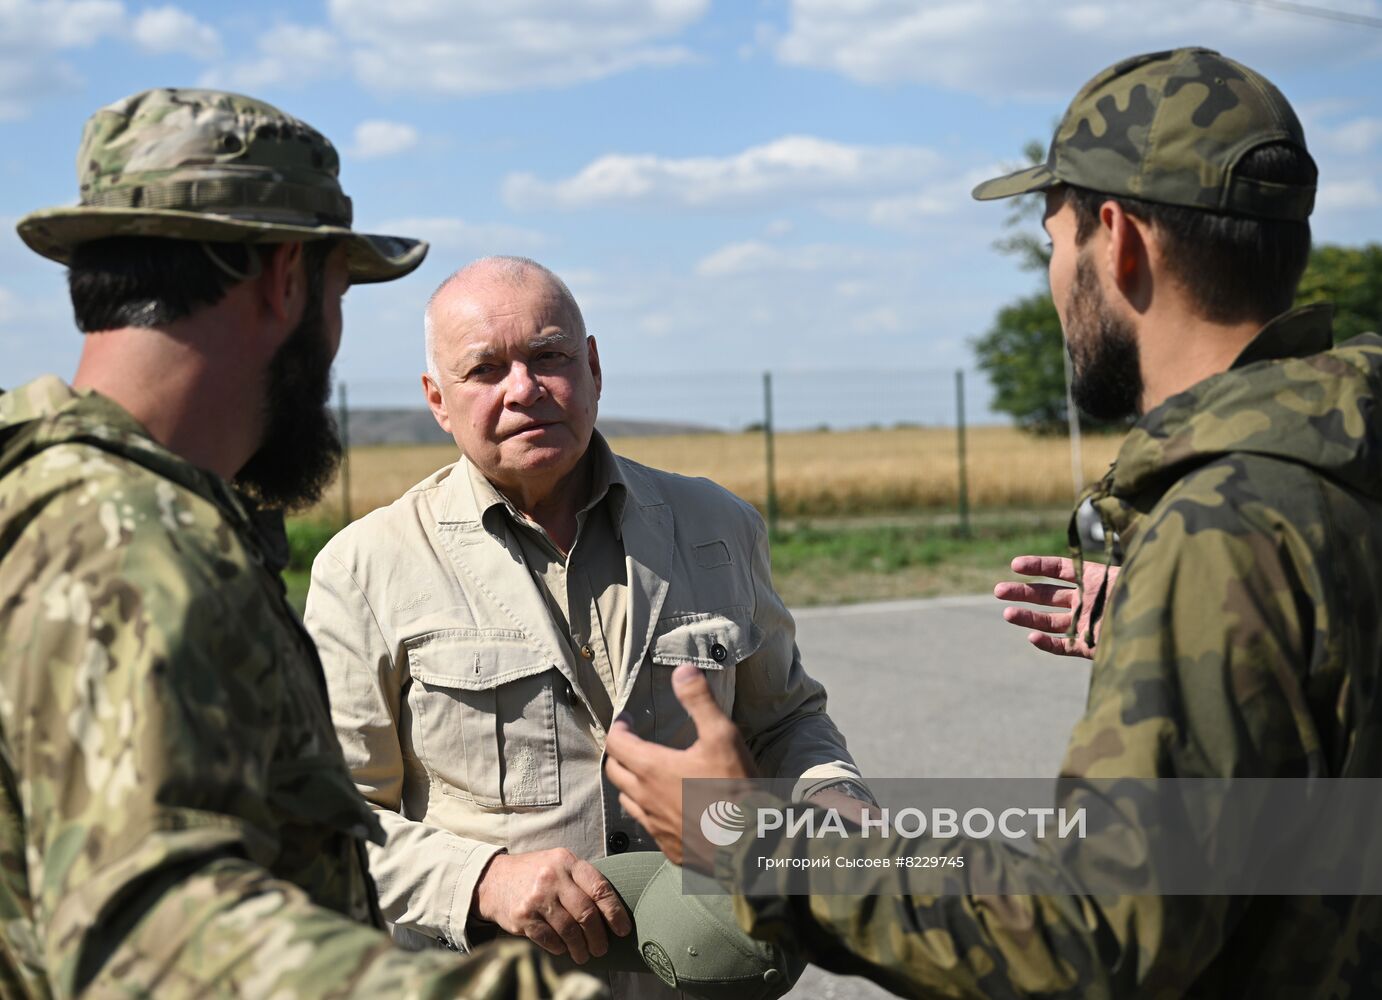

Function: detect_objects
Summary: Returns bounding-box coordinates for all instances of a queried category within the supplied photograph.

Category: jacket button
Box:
[710,642,728,663]
[580,643,594,660]
[607,831,629,854]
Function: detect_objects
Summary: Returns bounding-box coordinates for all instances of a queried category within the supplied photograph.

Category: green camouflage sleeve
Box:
[723,459,1314,998]
[0,447,604,999]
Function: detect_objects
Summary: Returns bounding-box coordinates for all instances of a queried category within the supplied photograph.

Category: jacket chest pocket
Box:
[405,629,561,809]
[649,608,761,747]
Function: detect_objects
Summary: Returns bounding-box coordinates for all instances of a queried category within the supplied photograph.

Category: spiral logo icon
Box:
[699,800,747,846]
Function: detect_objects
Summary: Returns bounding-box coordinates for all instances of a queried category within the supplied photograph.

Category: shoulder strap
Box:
[0,419,43,482]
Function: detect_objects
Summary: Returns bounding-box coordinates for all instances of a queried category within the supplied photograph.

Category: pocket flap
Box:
[651,607,762,668]
[406,628,554,690]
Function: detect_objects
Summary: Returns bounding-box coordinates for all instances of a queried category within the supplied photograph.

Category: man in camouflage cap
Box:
[0,89,604,998]
[607,47,1382,996]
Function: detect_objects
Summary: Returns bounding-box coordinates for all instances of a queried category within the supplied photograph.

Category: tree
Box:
[1295,243,1382,343]
[971,293,1069,433]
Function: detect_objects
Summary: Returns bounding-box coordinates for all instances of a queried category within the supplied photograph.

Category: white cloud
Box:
[351,120,419,160]
[852,305,902,335]
[330,0,708,96]
[1318,178,1382,211]
[505,135,946,211]
[638,312,676,337]
[695,240,885,278]
[131,5,219,59]
[371,216,549,254]
[0,0,126,118]
[201,23,341,91]
[776,0,1382,98]
[1316,116,1382,155]
[0,57,82,120]
[0,0,125,49]
[204,1,708,99]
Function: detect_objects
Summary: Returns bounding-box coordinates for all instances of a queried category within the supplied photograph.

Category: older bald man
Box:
[303,256,867,998]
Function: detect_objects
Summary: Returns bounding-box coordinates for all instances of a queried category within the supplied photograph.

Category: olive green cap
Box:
[17,88,427,283]
[973,47,1316,221]
[590,853,804,1000]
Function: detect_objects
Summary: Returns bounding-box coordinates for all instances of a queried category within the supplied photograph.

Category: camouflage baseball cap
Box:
[589,852,804,1000]
[973,47,1316,221]
[16,88,427,283]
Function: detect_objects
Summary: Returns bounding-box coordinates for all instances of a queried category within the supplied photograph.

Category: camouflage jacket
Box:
[722,306,1382,998]
[0,377,603,999]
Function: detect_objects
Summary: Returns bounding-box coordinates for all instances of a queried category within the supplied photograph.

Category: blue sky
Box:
[3,0,1382,427]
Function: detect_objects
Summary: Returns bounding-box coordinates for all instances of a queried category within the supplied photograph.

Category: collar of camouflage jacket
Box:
[1108,303,1381,506]
[0,375,291,572]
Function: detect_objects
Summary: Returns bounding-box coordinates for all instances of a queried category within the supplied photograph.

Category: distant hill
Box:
[341,409,715,446]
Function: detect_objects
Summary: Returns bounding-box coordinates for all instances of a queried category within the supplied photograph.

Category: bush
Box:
[285,518,338,572]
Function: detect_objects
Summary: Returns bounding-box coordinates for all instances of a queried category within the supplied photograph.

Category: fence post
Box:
[955,370,971,538]
[338,381,352,528]
[1062,343,1084,499]
[762,371,779,539]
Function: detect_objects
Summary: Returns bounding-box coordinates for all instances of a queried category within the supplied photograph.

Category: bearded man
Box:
[0,89,600,999]
[608,47,1382,998]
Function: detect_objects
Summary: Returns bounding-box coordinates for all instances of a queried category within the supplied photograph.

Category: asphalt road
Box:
[780,594,1094,1000]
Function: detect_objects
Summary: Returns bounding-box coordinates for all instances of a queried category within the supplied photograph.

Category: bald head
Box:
[424,256,585,379]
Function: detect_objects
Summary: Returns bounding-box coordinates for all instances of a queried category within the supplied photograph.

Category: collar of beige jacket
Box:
[434,447,676,723]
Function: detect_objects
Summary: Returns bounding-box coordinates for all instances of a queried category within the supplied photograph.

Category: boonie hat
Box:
[973,47,1316,221]
[17,88,427,283]
[590,852,804,1000]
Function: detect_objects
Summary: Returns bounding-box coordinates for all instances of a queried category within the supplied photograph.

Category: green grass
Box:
[766,521,1069,606]
[281,514,1071,615]
[282,518,336,614]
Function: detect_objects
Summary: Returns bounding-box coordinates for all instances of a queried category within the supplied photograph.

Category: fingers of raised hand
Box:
[604,754,640,797]
[1009,555,1077,581]
[1002,606,1072,634]
[671,664,727,730]
[994,581,1077,608]
[1026,631,1092,659]
[617,791,671,859]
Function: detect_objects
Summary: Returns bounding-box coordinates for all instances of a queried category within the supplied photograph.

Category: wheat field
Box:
[313,426,1124,521]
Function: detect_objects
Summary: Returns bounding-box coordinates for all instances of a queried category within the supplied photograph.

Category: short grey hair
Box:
[424,256,586,379]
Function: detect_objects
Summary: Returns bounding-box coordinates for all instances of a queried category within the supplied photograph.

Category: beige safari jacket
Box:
[303,452,862,959]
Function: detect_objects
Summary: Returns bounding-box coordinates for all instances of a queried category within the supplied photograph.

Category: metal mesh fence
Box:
[325,369,1123,528]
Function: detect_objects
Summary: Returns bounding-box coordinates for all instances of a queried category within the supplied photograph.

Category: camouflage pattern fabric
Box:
[972,47,1317,222]
[0,376,605,999]
[719,306,1382,997]
[15,88,427,284]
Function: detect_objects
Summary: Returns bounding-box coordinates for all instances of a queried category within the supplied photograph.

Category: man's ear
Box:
[587,335,602,398]
[422,373,451,435]
[1101,200,1151,308]
[260,241,307,328]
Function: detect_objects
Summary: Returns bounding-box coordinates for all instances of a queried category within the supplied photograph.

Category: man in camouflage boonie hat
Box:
[0,88,605,999]
[609,47,1382,997]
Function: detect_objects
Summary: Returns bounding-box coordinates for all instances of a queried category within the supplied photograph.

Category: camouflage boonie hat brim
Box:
[973,47,1317,221]
[16,88,427,284]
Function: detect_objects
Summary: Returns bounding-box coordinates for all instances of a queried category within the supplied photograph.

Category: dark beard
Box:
[1066,254,1145,422]
[233,278,343,512]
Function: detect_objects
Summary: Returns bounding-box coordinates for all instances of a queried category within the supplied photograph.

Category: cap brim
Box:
[971,162,1058,201]
[16,206,428,284]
